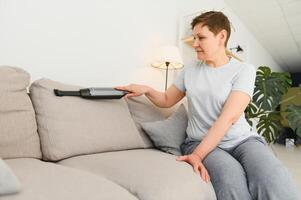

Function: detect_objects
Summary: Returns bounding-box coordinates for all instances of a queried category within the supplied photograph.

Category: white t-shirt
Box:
[174,58,259,148]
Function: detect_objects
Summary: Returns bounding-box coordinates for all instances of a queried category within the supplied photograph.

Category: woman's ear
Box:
[218,30,227,46]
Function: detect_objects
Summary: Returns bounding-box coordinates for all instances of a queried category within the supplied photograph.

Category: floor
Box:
[270,144,301,193]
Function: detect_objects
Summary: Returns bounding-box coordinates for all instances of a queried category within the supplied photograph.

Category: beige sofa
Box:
[0,66,216,200]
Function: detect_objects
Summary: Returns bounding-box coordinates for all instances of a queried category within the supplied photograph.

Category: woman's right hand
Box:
[115,84,150,98]
[176,153,210,183]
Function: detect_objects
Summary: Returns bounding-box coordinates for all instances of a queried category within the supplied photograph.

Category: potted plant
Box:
[245,66,301,143]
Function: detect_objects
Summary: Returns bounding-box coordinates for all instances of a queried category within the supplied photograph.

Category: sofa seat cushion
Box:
[3,158,138,200]
[0,66,41,159]
[29,78,147,161]
[59,149,216,200]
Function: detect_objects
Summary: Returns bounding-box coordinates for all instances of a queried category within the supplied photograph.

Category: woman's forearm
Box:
[192,115,235,161]
[145,87,169,108]
[192,91,251,161]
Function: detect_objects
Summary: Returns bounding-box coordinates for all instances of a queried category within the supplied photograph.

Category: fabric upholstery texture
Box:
[0,66,41,159]
[3,158,137,200]
[59,149,216,200]
[125,96,167,148]
[141,104,188,156]
[125,96,186,148]
[29,78,146,161]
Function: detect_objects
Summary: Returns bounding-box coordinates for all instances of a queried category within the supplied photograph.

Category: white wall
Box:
[0,0,282,90]
[224,5,283,71]
[0,0,179,89]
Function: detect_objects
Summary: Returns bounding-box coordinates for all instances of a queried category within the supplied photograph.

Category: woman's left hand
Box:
[176,153,210,183]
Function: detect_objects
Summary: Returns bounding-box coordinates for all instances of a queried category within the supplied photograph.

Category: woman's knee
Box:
[203,149,252,200]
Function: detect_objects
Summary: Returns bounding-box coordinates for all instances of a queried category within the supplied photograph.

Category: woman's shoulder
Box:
[231,59,256,73]
[230,60,257,81]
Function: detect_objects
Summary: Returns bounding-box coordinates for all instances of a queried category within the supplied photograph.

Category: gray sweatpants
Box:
[181,136,301,200]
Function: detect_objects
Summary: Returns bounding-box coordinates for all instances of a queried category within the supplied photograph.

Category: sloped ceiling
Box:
[225,0,301,72]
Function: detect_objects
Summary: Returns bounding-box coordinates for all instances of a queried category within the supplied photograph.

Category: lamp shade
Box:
[151,45,183,69]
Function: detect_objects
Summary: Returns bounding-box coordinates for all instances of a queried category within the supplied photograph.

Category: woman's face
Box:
[192,23,226,61]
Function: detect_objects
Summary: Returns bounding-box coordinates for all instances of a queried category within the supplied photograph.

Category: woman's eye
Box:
[193,36,204,40]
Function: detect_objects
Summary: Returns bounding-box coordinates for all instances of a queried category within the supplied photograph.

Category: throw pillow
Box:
[125,96,186,148]
[140,104,188,156]
[125,96,169,148]
[0,158,21,195]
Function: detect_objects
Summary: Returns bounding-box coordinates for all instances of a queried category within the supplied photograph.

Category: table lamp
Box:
[151,45,183,91]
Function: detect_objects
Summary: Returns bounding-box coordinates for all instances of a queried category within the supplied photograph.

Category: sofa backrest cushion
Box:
[29,78,147,161]
[0,66,42,159]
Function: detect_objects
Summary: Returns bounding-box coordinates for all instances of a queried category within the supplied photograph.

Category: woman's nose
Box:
[193,39,199,48]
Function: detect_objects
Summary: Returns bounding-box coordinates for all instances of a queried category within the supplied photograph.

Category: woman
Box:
[116,11,300,200]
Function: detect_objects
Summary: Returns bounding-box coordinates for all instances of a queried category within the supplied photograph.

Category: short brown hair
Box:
[191,11,231,47]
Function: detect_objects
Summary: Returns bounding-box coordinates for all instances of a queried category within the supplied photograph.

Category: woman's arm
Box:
[177,90,252,182]
[115,84,185,108]
[145,85,185,108]
[192,90,252,161]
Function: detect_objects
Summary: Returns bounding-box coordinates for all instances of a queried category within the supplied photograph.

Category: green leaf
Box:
[285,104,301,137]
[252,66,291,111]
[256,113,282,143]
[246,66,293,143]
